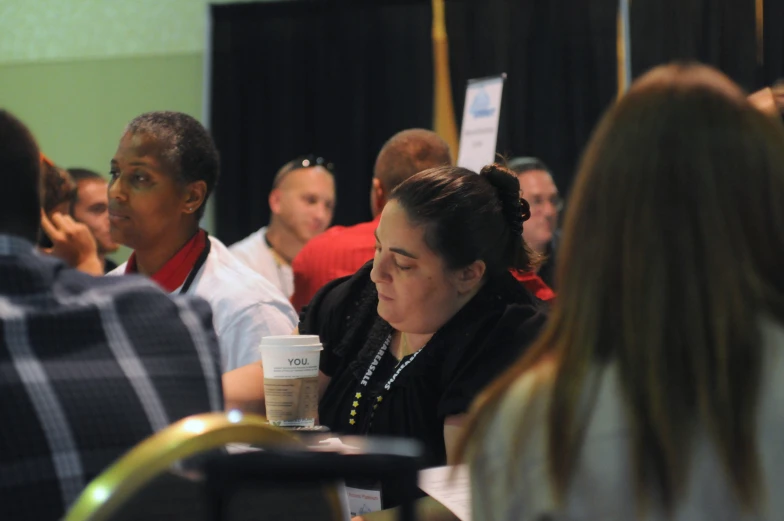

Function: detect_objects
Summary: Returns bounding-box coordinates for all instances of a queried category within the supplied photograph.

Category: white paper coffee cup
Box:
[260,335,322,379]
[260,335,323,427]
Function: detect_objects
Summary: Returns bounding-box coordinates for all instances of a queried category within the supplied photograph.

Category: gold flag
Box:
[616,0,630,96]
[756,0,764,65]
[432,0,459,162]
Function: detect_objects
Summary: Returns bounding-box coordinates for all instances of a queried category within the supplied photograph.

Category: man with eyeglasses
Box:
[230,156,336,298]
[508,157,562,288]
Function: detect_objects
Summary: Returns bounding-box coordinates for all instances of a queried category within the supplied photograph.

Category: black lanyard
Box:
[179,235,211,295]
[349,334,425,432]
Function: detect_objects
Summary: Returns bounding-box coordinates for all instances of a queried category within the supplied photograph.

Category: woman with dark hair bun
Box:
[225,163,547,510]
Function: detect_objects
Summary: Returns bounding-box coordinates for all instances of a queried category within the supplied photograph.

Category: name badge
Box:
[345,486,383,517]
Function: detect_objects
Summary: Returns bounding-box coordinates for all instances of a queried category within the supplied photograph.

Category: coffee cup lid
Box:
[260,335,321,346]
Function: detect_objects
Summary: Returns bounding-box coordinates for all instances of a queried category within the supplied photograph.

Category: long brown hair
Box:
[461,63,784,513]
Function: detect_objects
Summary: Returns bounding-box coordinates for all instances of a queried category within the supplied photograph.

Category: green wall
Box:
[1,53,204,174]
[0,0,228,169]
[0,0,270,254]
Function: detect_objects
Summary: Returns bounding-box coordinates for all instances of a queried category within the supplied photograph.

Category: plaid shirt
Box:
[0,235,223,521]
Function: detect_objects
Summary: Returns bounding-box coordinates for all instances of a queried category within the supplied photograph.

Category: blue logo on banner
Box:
[469,88,496,118]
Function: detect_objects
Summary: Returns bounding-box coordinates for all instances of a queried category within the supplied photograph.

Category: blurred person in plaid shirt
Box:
[0,109,224,520]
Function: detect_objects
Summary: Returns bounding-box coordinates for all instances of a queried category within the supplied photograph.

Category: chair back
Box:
[64,411,302,521]
[202,436,424,521]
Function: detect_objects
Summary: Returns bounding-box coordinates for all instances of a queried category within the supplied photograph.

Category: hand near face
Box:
[40,210,104,276]
[748,87,778,117]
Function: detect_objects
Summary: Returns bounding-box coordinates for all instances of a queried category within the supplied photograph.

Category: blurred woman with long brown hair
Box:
[462,63,784,520]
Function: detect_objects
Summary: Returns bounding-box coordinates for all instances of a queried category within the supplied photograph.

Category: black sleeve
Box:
[436,303,547,419]
[297,274,355,377]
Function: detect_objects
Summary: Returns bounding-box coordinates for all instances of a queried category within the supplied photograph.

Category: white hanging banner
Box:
[456,74,506,173]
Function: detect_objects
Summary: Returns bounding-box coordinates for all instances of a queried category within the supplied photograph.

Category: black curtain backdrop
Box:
[445,0,618,198]
[210,0,433,245]
[762,0,784,86]
[210,0,782,243]
[210,0,620,243]
[629,0,782,90]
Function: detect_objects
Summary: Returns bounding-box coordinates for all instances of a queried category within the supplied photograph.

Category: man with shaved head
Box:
[230,156,335,297]
[290,129,453,312]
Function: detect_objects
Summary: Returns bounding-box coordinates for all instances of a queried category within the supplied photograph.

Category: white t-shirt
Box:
[229,226,294,298]
[110,236,298,372]
[471,317,784,521]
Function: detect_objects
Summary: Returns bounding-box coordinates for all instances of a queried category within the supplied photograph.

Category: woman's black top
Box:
[299,261,547,507]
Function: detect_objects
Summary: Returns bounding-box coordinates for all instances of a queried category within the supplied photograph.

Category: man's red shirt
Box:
[291,216,381,312]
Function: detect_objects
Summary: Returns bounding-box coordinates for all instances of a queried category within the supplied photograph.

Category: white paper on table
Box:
[225,443,261,454]
[418,464,471,521]
[311,437,363,453]
[228,437,361,454]
[456,74,506,174]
